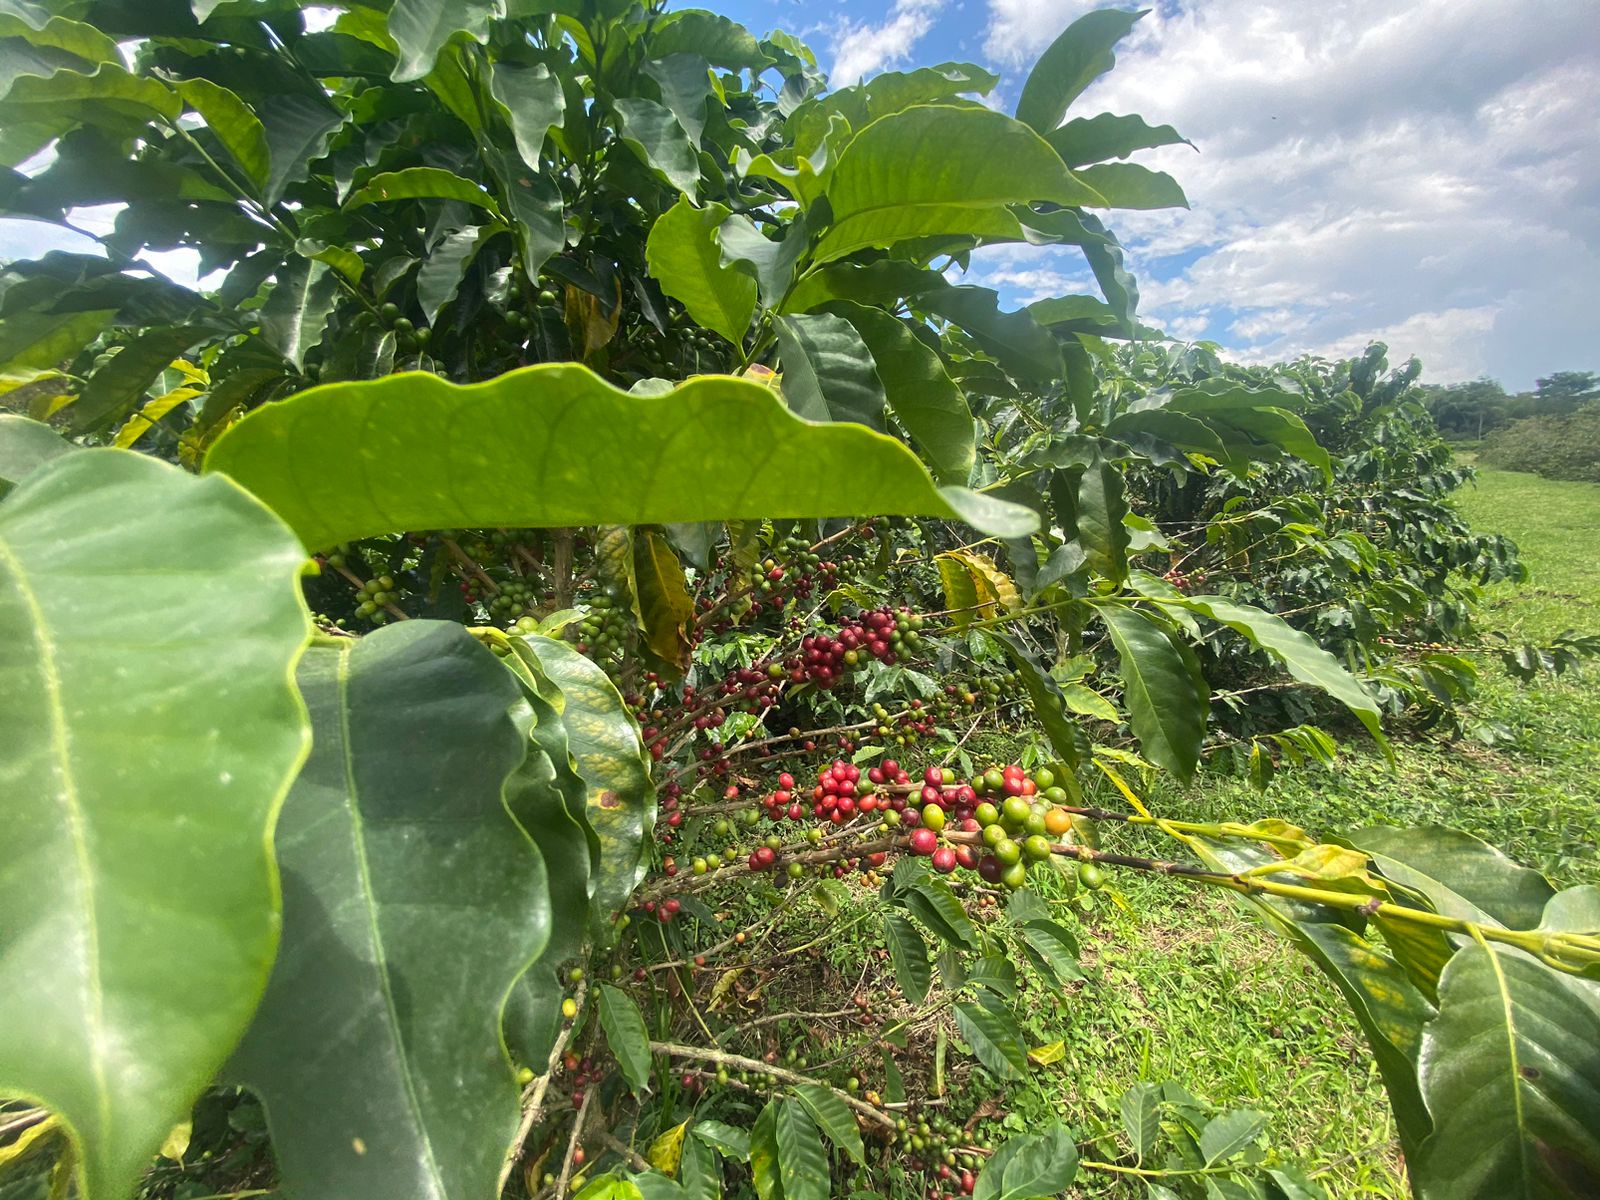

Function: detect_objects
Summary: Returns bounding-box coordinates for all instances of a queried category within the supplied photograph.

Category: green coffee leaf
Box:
[971,1122,1078,1200]
[774,313,886,429]
[0,450,310,1200]
[885,913,932,1004]
[597,983,653,1096]
[1100,604,1208,781]
[205,364,1039,549]
[953,994,1028,1080]
[0,414,75,495]
[228,621,548,1200]
[791,1084,865,1165]
[1415,945,1600,1198]
[646,198,757,345]
[814,106,1104,262]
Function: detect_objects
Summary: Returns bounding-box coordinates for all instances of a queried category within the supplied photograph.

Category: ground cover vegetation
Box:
[1,4,1597,1200]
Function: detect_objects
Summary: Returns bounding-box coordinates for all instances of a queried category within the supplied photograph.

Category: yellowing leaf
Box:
[1027,1041,1066,1066]
[633,529,694,673]
[1248,844,1375,883]
[0,1116,59,1170]
[937,550,1022,627]
[114,387,200,448]
[159,1120,192,1162]
[648,1120,690,1176]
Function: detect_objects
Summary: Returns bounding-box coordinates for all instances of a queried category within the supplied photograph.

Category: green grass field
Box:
[1038,465,1600,1196]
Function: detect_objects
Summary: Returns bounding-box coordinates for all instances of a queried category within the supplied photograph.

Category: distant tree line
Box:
[1422,370,1599,439]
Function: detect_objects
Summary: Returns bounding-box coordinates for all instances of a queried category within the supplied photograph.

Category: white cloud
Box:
[829,0,947,86]
[981,0,1600,387]
[984,0,1097,67]
[1242,305,1500,383]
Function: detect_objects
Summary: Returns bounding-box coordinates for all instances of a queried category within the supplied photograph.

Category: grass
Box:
[1023,464,1600,1196]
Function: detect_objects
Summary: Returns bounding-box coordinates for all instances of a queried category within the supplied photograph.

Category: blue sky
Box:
[725,0,1600,389]
[5,1,1596,389]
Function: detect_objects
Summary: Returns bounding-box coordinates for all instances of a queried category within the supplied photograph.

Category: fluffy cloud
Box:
[829,0,948,85]
[981,0,1600,386]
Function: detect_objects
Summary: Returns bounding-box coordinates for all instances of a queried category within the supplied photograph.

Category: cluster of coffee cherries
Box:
[743,533,838,603]
[477,576,540,625]
[902,1110,991,1199]
[903,764,1082,889]
[567,588,633,659]
[785,607,930,689]
[557,1049,600,1108]
[1162,565,1208,592]
[352,574,400,625]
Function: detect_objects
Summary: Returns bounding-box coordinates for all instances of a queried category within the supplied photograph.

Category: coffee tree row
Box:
[1,2,1596,1199]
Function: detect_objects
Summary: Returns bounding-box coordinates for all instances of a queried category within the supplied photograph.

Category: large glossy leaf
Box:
[953,993,1028,1080]
[0,308,114,373]
[917,286,1063,385]
[0,450,310,1200]
[489,61,565,169]
[515,635,654,932]
[614,97,700,194]
[597,983,652,1095]
[790,1084,864,1165]
[1077,163,1188,210]
[346,167,504,217]
[389,0,498,82]
[995,632,1084,769]
[1120,1082,1161,1164]
[773,313,886,429]
[0,8,120,66]
[176,77,269,192]
[0,414,74,495]
[1019,920,1085,985]
[1099,604,1207,780]
[905,877,979,949]
[1415,946,1600,1198]
[69,327,202,435]
[1167,595,1385,747]
[228,620,547,1200]
[1161,383,1331,480]
[1190,837,1436,1160]
[416,225,498,324]
[643,53,713,149]
[1200,1110,1267,1165]
[494,649,592,1072]
[971,1123,1078,1200]
[884,912,932,1004]
[1076,459,1130,584]
[716,213,806,308]
[1046,112,1191,167]
[204,364,1038,548]
[259,260,339,370]
[649,10,769,70]
[1015,8,1145,136]
[261,92,345,207]
[770,1099,827,1200]
[1349,826,1555,931]
[0,62,179,125]
[645,198,757,345]
[494,154,564,283]
[813,105,1104,262]
[831,303,974,483]
[783,260,945,314]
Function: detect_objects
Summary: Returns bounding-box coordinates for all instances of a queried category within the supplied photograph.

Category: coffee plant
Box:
[1,3,1597,1200]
